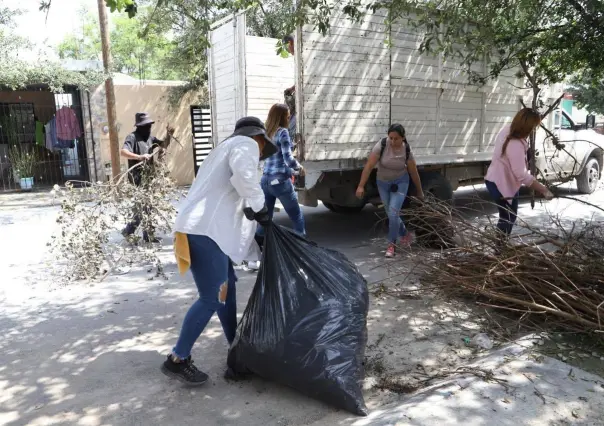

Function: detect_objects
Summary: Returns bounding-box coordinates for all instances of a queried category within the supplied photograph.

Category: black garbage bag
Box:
[227,224,369,416]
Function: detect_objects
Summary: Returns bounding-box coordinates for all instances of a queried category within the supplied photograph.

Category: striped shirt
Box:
[263,127,301,177]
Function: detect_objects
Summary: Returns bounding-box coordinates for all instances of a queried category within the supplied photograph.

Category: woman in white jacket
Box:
[161,117,277,385]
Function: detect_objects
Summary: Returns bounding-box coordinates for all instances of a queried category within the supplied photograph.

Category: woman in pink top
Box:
[485,108,553,237]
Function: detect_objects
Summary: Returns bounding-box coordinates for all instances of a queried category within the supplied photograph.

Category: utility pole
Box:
[97,0,121,179]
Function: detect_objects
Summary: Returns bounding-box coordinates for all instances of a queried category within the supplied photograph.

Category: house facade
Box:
[0,61,207,191]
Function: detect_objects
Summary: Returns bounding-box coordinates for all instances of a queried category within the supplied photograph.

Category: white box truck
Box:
[208,11,604,211]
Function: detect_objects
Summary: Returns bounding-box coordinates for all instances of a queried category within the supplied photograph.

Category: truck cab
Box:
[538,109,604,194]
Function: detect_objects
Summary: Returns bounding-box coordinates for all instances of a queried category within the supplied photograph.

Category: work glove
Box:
[243,206,271,226]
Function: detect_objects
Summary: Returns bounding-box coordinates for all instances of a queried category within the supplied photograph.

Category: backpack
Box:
[379,137,411,163]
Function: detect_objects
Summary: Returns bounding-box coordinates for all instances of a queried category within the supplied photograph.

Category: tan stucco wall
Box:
[88,83,207,186]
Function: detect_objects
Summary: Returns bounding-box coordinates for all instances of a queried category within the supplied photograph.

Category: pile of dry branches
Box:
[405,196,604,334]
[50,159,179,282]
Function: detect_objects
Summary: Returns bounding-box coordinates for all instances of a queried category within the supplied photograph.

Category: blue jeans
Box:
[257,174,306,236]
[172,234,238,359]
[485,180,519,236]
[377,174,410,243]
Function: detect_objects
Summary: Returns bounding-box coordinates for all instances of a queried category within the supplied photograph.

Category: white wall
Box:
[244,36,294,123]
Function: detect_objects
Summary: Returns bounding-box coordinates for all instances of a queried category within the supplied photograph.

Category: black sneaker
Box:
[161,355,209,386]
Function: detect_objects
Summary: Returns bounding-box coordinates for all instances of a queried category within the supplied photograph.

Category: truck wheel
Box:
[414,171,454,203]
[576,158,600,194]
[323,202,366,214]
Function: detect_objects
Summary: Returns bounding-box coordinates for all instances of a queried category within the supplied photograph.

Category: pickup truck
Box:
[539,109,604,194]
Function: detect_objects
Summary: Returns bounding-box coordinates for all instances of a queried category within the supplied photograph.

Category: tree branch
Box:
[541,94,565,119]
[566,0,598,26]
[257,2,278,37]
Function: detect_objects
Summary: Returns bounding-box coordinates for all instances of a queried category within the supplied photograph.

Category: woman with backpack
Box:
[356,124,424,257]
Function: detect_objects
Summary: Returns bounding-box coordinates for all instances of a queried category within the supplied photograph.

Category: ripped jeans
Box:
[172,234,237,359]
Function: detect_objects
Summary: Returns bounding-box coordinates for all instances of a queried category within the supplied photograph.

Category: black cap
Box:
[232,116,278,159]
[135,112,155,127]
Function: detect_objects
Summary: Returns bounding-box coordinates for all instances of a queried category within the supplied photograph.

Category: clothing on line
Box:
[35,121,44,146]
[45,118,57,151]
[44,116,77,150]
[56,106,82,141]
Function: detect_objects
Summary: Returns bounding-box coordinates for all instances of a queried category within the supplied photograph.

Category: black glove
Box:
[243,206,271,226]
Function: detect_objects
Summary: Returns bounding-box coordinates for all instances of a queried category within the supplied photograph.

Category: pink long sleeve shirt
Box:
[485,125,535,200]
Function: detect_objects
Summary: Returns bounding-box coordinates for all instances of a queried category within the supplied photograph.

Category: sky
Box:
[7,0,98,56]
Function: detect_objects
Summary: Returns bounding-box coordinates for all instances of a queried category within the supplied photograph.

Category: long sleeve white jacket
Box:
[174,135,265,264]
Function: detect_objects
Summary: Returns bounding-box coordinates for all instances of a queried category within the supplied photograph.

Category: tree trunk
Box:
[529,86,540,209]
[97,0,121,180]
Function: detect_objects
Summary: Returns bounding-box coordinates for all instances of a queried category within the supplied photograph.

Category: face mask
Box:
[259,148,271,161]
[137,125,152,139]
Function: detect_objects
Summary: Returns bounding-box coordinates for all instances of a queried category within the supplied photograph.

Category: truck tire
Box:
[576,157,600,194]
[421,171,454,202]
[406,171,454,204]
[323,202,366,214]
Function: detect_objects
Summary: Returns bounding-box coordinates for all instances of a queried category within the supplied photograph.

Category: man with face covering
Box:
[161,116,277,385]
[120,112,173,242]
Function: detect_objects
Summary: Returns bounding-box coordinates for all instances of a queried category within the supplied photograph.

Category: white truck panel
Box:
[208,14,294,143]
[245,36,295,121]
[299,10,390,162]
[300,8,522,164]
[208,20,238,143]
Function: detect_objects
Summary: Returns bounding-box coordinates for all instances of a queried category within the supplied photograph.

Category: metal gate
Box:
[0,86,92,192]
[190,106,212,175]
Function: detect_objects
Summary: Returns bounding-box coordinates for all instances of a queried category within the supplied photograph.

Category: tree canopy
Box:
[104,0,604,108]
[100,0,295,94]
[569,76,604,116]
[372,0,604,109]
[0,3,104,92]
[57,7,183,81]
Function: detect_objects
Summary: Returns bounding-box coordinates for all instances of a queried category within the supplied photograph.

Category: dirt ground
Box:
[1,184,604,425]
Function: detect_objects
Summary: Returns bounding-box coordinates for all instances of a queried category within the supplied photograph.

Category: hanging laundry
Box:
[56,139,76,149]
[45,117,57,151]
[35,120,44,146]
[56,106,82,140]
